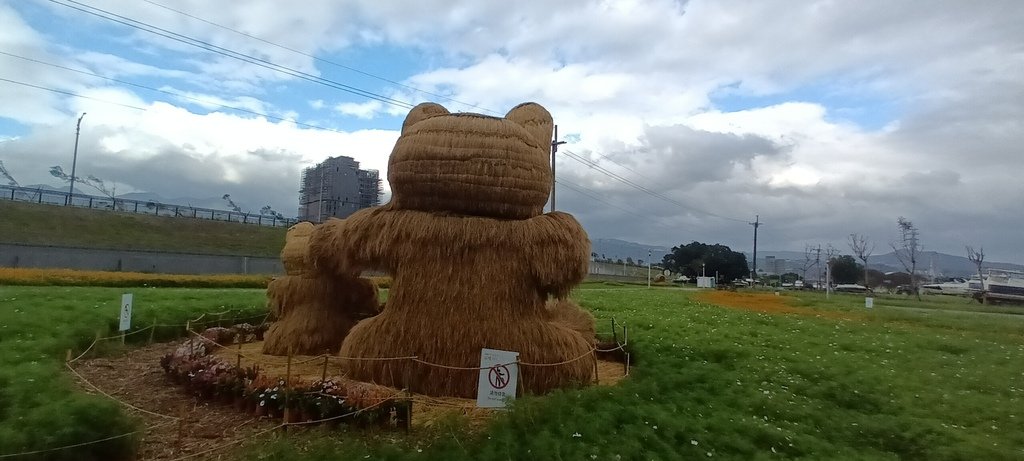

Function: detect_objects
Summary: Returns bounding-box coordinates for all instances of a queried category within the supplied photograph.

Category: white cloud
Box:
[1,0,1022,262]
[334,100,384,119]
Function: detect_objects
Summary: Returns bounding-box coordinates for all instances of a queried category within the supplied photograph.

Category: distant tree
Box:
[260,205,285,220]
[49,166,117,199]
[0,160,19,186]
[626,257,634,266]
[781,272,801,284]
[823,244,840,293]
[966,245,986,304]
[615,258,624,265]
[848,233,875,287]
[661,241,749,282]
[830,255,862,284]
[891,217,922,300]
[865,269,886,289]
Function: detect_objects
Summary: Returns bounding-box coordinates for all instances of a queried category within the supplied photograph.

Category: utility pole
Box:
[815,245,822,290]
[749,214,761,285]
[67,112,86,206]
[550,124,566,212]
[317,166,324,223]
[647,249,652,288]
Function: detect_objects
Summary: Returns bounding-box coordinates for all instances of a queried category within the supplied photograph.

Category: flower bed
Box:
[160,324,410,428]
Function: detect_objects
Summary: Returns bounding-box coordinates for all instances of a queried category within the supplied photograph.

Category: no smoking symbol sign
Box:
[488,364,510,389]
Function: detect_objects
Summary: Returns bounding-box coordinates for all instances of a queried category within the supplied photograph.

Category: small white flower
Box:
[691,440,699,446]
[572,432,582,438]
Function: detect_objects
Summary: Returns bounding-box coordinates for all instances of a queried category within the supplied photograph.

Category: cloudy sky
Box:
[1,0,1022,263]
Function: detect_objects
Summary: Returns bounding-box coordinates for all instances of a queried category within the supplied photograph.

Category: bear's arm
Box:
[308,207,397,276]
[526,211,590,298]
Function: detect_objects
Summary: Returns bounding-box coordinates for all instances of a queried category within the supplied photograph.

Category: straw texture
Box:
[280,222,315,275]
[263,221,380,356]
[386,102,554,220]
[309,102,596,397]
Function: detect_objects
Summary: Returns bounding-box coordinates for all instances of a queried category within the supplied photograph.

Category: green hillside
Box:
[0,200,286,257]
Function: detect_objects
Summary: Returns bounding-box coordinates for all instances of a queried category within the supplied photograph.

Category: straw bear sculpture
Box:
[309,102,597,398]
[262,221,380,356]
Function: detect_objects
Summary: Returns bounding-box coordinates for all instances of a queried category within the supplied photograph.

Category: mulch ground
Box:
[68,340,628,460]
[68,342,279,460]
[694,290,864,320]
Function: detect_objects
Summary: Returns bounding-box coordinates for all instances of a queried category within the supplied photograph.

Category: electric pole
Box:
[67,112,86,205]
[550,124,565,212]
[750,215,761,285]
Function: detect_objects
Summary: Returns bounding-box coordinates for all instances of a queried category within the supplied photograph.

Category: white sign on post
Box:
[119,293,133,331]
[476,348,519,408]
[865,297,874,309]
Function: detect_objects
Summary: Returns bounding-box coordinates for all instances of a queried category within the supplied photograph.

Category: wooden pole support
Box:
[611,318,618,344]
[65,349,72,362]
[625,352,631,376]
[148,320,157,344]
[320,352,329,383]
[592,351,600,385]
[236,340,243,368]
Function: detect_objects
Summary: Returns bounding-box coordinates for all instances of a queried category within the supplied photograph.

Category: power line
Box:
[555,178,692,233]
[139,0,498,115]
[48,0,415,110]
[0,50,352,134]
[561,149,748,222]
[0,77,148,111]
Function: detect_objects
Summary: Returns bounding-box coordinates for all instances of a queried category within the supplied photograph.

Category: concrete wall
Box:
[0,243,282,275]
[1,244,656,279]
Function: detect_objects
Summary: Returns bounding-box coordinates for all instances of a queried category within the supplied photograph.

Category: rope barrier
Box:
[162,423,285,461]
[519,348,598,367]
[0,420,175,459]
[283,391,404,427]
[68,339,99,363]
[65,362,180,420]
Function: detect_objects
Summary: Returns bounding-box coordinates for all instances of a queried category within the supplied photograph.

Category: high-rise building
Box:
[298,156,382,222]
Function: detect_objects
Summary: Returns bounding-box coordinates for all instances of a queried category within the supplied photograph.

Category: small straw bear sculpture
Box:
[262,221,380,356]
[309,102,597,398]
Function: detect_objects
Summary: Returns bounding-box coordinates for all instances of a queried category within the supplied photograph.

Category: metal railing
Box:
[1,184,298,228]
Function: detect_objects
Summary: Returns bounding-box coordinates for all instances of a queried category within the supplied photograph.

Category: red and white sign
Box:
[476,348,519,408]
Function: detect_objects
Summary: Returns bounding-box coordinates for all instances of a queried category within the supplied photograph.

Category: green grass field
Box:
[1,286,1021,460]
[0,201,285,256]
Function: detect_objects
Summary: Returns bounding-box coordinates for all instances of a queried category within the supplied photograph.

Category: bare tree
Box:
[891,216,922,300]
[800,244,817,287]
[966,245,986,304]
[848,233,875,289]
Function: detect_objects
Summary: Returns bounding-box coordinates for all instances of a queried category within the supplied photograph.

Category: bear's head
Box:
[387,102,554,219]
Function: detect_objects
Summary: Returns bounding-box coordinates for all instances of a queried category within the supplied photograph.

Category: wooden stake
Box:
[148,320,156,344]
[320,352,329,382]
[515,358,524,398]
[611,318,618,344]
[236,340,243,368]
[94,330,101,357]
[592,351,600,385]
[283,347,293,434]
[625,352,631,376]
[65,349,72,363]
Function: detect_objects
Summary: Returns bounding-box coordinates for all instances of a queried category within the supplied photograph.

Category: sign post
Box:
[476,348,519,408]
[865,297,874,309]
[119,293,133,340]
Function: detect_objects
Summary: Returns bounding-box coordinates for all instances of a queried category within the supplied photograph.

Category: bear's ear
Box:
[505,102,553,149]
[402,102,450,134]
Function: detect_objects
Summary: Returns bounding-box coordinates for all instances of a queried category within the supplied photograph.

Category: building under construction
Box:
[298,156,382,222]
